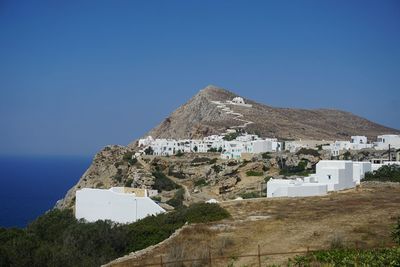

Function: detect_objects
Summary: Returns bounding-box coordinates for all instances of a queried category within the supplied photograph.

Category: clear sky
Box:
[0,0,399,156]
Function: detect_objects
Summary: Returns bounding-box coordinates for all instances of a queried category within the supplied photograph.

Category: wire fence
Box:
[117,241,395,267]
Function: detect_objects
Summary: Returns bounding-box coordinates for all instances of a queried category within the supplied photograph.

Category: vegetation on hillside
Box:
[364,165,400,182]
[0,204,230,267]
[288,217,400,266]
[152,171,180,192]
[296,148,320,157]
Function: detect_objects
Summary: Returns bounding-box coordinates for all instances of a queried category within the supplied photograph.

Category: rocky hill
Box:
[130,85,399,144]
[56,85,399,209]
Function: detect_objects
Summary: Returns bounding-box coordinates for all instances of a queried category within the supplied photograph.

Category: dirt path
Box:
[210,100,254,130]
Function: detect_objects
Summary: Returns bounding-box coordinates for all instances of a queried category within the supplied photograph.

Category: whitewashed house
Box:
[352,161,372,185]
[75,187,165,224]
[267,178,327,198]
[374,135,400,150]
[350,136,373,150]
[267,160,370,198]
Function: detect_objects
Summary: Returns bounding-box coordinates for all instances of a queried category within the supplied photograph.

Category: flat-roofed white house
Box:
[75,187,165,224]
[267,178,327,198]
[352,161,372,185]
[374,135,400,150]
[267,160,368,198]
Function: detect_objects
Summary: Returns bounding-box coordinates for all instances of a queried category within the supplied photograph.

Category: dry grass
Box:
[109,182,400,267]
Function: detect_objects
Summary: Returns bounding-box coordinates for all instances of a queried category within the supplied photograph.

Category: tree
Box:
[144,146,154,155]
[193,146,198,152]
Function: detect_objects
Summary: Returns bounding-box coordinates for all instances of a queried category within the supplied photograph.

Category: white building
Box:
[267,160,371,198]
[323,136,373,156]
[267,178,327,198]
[352,161,372,185]
[374,135,400,150]
[138,133,281,159]
[75,187,165,224]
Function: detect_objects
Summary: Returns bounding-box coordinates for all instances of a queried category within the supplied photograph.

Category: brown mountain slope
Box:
[131,85,399,144]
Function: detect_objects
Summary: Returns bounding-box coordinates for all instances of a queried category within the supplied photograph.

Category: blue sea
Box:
[0,155,91,228]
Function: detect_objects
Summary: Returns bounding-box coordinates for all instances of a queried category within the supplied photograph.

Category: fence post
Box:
[160,255,163,267]
[208,247,212,267]
[258,244,261,267]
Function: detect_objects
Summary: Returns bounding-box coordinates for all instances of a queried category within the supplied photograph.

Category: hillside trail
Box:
[210,100,253,131]
[136,156,191,201]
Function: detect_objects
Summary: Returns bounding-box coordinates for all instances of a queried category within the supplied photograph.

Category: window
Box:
[328,175,331,180]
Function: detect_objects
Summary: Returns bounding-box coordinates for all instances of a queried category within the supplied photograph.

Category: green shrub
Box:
[207,147,218,152]
[191,157,211,164]
[289,248,400,266]
[223,132,239,141]
[166,188,185,208]
[212,164,223,173]
[194,178,209,187]
[183,203,230,223]
[296,148,320,157]
[168,168,186,179]
[150,196,161,202]
[343,150,351,160]
[152,171,180,192]
[124,179,133,187]
[209,158,218,164]
[262,152,272,159]
[175,150,184,157]
[0,204,230,267]
[279,160,310,176]
[364,165,400,182]
[246,170,264,176]
[240,191,259,199]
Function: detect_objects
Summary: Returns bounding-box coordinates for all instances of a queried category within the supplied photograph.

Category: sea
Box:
[0,155,92,228]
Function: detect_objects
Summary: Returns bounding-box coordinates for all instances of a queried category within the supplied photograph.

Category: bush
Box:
[166,188,185,208]
[168,168,186,179]
[194,178,209,187]
[150,196,161,202]
[0,204,230,267]
[152,171,180,192]
[240,191,259,199]
[364,165,400,182]
[175,150,184,157]
[209,158,218,164]
[144,146,154,155]
[124,179,133,187]
[183,203,230,223]
[207,147,218,152]
[246,170,264,176]
[223,132,239,141]
[191,157,211,164]
[289,247,400,266]
[279,160,310,176]
[212,164,223,173]
[262,152,272,159]
[296,148,320,157]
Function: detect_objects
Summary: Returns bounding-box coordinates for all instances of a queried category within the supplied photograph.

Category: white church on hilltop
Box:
[75,187,164,224]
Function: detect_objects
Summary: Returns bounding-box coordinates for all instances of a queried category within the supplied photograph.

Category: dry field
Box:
[107,182,400,267]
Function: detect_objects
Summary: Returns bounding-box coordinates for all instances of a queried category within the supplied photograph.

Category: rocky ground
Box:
[56,145,390,211]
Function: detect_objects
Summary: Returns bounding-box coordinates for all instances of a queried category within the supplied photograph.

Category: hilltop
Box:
[131,85,399,143]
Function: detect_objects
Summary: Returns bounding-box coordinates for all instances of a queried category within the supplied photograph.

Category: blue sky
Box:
[0,0,399,156]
